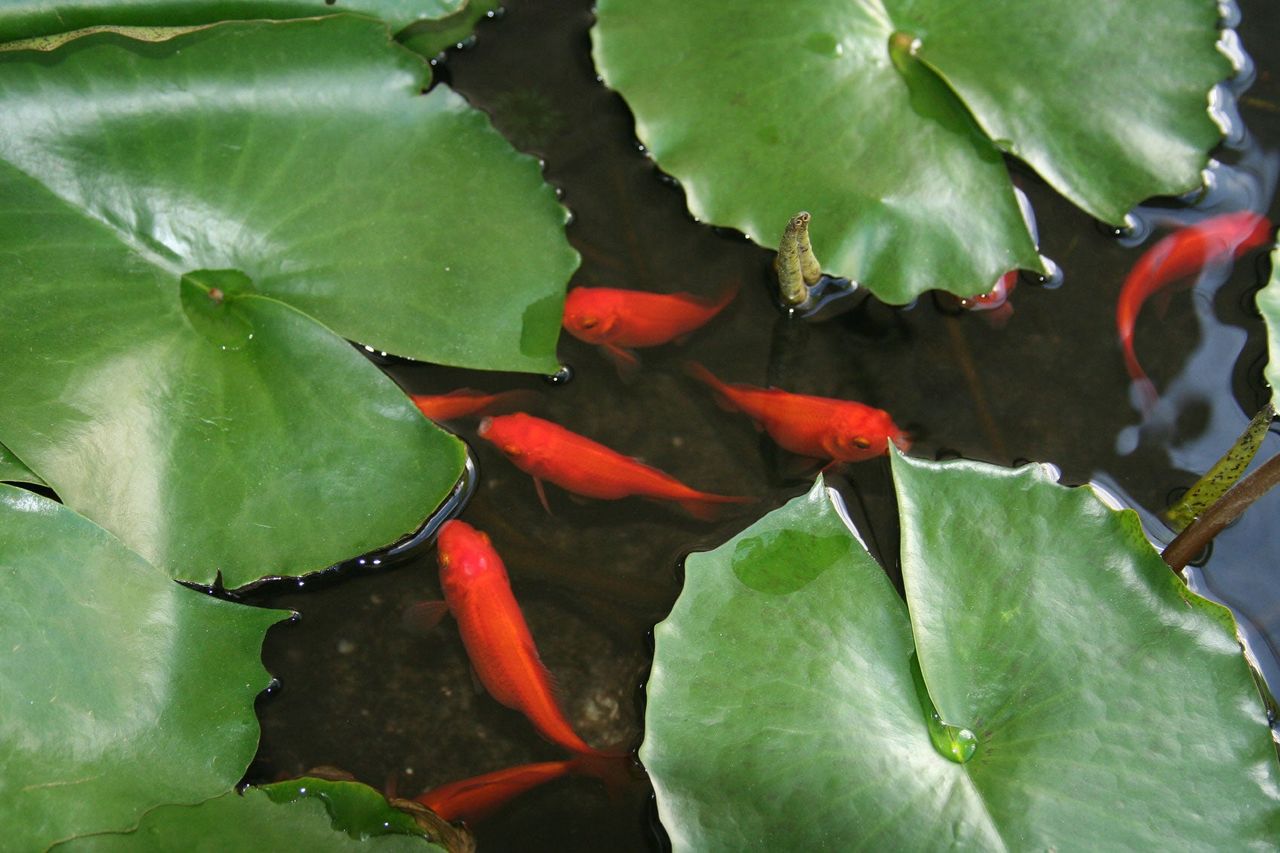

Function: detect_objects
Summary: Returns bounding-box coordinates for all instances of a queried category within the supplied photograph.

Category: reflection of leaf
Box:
[642,462,1280,849]
[593,0,1230,303]
[0,484,287,851]
[0,440,43,486]
[1257,245,1280,410]
[399,0,502,60]
[56,783,448,851]
[0,16,581,586]
[0,0,466,43]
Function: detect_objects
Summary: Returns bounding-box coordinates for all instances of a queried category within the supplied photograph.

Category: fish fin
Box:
[469,665,486,696]
[569,751,642,802]
[682,361,739,412]
[601,344,641,381]
[676,495,755,521]
[402,600,451,635]
[980,303,1014,329]
[534,478,553,515]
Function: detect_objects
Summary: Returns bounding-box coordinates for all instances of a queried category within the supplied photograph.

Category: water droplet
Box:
[543,364,574,385]
[803,33,843,58]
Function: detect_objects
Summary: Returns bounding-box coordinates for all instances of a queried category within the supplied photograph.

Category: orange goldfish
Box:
[477,413,751,519]
[416,760,577,824]
[430,520,608,757]
[410,389,534,422]
[1116,211,1272,406]
[562,282,739,371]
[685,362,910,463]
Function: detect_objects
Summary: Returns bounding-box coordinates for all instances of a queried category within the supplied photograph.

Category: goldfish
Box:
[410,389,534,422]
[428,520,608,757]
[1116,211,1272,407]
[562,282,739,372]
[416,760,578,824]
[477,413,751,519]
[959,270,1018,326]
[684,362,910,463]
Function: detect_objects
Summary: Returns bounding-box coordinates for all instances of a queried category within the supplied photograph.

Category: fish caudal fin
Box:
[676,494,755,521]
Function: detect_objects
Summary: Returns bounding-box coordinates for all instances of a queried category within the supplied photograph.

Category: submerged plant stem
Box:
[1163,451,1280,572]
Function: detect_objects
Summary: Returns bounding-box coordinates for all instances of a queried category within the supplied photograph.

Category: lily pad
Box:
[0,440,44,486]
[55,783,449,851]
[399,0,502,59]
[1257,244,1280,410]
[593,0,1230,302]
[0,483,287,850]
[642,464,1280,849]
[0,1,465,43]
[0,15,581,585]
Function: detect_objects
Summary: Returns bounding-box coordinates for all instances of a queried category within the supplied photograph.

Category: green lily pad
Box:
[1257,244,1280,410]
[0,483,288,850]
[0,15,582,585]
[0,1,465,43]
[593,0,1230,302]
[0,440,44,486]
[55,784,448,851]
[642,465,1280,849]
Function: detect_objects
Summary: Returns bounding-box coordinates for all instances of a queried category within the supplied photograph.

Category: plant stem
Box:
[1166,403,1275,531]
[775,212,812,306]
[1163,450,1280,572]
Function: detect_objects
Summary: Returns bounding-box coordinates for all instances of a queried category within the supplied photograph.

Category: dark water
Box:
[242,1,1280,849]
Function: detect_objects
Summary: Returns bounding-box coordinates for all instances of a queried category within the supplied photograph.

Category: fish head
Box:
[823,409,908,461]
[437,519,505,594]
[562,289,620,343]
[477,412,552,468]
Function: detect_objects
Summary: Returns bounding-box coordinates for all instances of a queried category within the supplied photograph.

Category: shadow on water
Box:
[240,0,1280,849]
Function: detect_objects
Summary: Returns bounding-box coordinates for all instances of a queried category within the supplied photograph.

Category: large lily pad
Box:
[642,464,1280,849]
[56,783,449,851]
[0,1,465,43]
[1257,244,1280,409]
[593,0,1230,302]
[0,15,580,585]
[0,483,287,850]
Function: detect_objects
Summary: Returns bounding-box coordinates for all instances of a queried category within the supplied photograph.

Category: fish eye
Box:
[578,317,599,329]
[502,444,524,457]
[851,436,871,449]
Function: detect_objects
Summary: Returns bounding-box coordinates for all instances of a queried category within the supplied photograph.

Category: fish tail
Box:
[568,750,642,803]
[415,760,576,824]
[677,494,755,521]
[708,278,742,313]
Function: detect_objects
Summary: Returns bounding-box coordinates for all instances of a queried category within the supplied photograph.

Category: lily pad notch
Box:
[641,456,1280,849]
[593,0,1236,302]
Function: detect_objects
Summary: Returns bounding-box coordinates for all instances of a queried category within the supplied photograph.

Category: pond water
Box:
[241,1,1280,849]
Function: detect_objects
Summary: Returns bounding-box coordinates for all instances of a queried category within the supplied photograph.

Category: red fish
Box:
[477,413,751,519]
[1117,211,1272,407]
[410,389,534,422]
[959,270,1018,327]
[562,282,739,371]
[431,520,607,757]
[685,362,910,463]
[416,760,577,824]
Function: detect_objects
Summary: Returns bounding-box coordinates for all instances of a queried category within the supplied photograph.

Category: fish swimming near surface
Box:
[959,270,1018,327]
[423,520,610,757]
[561,281,739,373]
[684,362,910,464]
[415,760,579,824]
[410,389,535,422]
[476,412,752,519]
[1116,211,1272,408]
